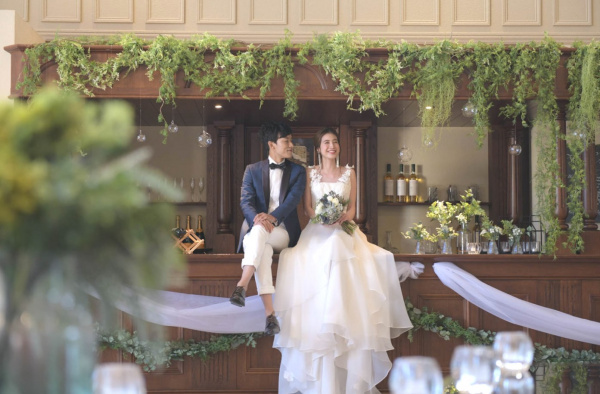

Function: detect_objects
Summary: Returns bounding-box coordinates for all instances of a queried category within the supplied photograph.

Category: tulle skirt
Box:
[273,223,413,394]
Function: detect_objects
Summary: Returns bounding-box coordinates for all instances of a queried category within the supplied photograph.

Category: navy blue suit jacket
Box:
[237,159,306,252]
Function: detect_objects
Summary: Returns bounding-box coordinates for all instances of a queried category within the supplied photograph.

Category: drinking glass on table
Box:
[451,345,495,394]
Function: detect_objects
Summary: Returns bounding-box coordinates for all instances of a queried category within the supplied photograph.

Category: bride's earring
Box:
[318,152,322,168]
[336,156,339,168]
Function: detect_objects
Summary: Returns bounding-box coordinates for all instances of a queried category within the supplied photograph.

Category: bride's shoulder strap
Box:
[339,165,354,183]
[309,166,321,183]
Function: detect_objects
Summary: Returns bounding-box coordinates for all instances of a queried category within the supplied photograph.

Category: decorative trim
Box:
[22,0,29,22]
[42,0,81,22]
[553,0,592,26]
[147,0,185,24]
[249,0,287,25]
[452,0,490,26]
[351,0,389,26]
[402,0,439,26]
[502,0,542,26]
[197,0,236,25]
[300,0,338,26]
[94,0,134,23]
[29,30,600,45]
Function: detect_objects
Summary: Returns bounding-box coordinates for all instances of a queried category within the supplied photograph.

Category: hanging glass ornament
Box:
[461,101,477,118]
[397,145,413,163]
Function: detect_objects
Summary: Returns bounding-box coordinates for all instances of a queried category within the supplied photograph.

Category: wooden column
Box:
[214,120,236,253]
[556,101,569,230]
[350,121,370,234]
[583,143,598,230]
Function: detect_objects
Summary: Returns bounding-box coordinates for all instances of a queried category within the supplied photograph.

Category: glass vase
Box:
[415,240,424,255]
[488,240,499,255]
[457,223,471,255]
[440,238,453,254]
[511,236,523,254]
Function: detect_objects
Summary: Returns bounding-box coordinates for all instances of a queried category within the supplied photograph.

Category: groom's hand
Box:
[254,213,277,226]
[256,218,275,233]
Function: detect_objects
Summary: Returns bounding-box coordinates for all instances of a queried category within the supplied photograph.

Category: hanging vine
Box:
[13,33,600,254]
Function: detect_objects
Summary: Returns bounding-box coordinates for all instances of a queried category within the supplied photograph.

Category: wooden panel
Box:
[198,0,236,24]
[502,0,541,26]
[553,0,592,25]
[42,0,81,22]
[402,0,439,25]
[147,0,185,23]
[249,0,287,25]
[452,0,490,26]
[351,0,389,26]
[95,0,134,23]
[300,0,338,25]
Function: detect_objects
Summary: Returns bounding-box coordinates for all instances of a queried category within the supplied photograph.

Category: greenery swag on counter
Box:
[16,33,600,255]
[97,299,599,393]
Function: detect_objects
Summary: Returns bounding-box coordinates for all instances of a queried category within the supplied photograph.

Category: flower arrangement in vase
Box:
[501,220,525,254]
[480,218,502,254]
[455,189,487,254]
[403,222,436,254]
[426,201,459,254]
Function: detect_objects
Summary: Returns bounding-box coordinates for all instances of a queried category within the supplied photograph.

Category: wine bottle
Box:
[183,215,193,244]
[384,163,394,202]
[409,164,418,202]
[172,215,185,239]
[396,164,407,203]
[195,215,205,249]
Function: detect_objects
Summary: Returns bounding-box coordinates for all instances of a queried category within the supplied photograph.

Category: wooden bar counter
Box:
[101,252,600,394]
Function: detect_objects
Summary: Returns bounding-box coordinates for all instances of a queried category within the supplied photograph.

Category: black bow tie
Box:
[269,162,286,170]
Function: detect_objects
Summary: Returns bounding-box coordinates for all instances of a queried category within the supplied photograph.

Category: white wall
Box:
[377,126,489,252]
[0,10,43,101]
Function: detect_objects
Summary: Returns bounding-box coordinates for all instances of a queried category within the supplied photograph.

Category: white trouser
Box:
[241,225,289,295]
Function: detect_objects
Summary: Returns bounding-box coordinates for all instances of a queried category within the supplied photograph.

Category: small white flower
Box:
[332,198,339,205]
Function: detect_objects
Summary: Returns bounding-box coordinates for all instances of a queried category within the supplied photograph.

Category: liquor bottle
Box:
[384,163,394,202]
[195,215,206,249]
[472,215,482,245]
[396,164,407,203]
[409,164,418,202]
[172,215,185,239]
[183,215,193,244]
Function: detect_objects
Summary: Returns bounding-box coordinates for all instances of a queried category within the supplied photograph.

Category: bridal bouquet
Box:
[311,190,357,235]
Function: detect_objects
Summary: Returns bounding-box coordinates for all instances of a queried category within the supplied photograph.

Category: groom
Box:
[230,121,306,335]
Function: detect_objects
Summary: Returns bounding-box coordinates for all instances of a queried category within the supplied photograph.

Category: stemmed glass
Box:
[190,178,199,202]
[451,345,495,394]
[389,356,443,394]
[92,363,146,394]
[197,177,205,202]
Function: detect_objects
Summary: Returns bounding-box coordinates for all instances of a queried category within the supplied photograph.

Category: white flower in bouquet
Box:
[311,190,357,235]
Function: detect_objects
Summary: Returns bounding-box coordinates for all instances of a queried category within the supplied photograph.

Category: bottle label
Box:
[397,180,407,196]
[409,179,418,196]
[385,180,394,196]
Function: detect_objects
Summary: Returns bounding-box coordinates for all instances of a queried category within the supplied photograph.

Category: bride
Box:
[273,128,413,394]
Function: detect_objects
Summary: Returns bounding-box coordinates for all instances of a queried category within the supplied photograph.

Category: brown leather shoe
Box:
[230,286,246,307]
[264,313,280,335]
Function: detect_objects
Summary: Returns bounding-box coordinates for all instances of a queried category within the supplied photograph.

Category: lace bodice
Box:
[309,165,353,209]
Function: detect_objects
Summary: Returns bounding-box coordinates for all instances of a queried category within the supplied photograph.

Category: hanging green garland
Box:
[14,33,598,255]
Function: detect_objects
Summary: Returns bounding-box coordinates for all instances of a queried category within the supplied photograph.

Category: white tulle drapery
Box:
[433,262,600,346]
[98,261,423,334]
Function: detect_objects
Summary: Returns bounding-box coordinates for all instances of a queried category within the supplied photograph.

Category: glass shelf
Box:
[378,201,490,206]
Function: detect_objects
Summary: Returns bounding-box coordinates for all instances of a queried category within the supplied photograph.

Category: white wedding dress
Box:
[273,166,413,394]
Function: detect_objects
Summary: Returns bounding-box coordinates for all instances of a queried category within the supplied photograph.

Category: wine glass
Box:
[451,345,495,394]
[389,356,443,394]
[493,331,534,372]
[197,177,205,201]
[92,363,146,394]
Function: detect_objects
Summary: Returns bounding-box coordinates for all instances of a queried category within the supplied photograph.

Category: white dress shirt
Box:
[268,157,284,214]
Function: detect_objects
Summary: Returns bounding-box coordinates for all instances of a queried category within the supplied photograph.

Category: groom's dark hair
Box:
[259,121,292,150]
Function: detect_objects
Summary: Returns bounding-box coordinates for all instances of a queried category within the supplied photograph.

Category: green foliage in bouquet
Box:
[0,89,185,392]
